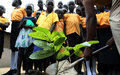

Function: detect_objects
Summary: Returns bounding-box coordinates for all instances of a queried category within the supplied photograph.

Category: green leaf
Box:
[51,31,59,41]
[54,37,66,46]
[60,48,70,56]
[54,45,62,52]
[56,51,65,60]
[58,32,66,37]
[29,32,50,41]
[74,50,83,57]
[88,41,99,45]
[29,50,55,60]
[73,44,85,51]
[33,40,52,50]
[66,46,73,50]
[33,27,51,38]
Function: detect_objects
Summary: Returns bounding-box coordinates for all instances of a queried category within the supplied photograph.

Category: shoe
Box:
[12,69,17,75]
[2,69,17,75]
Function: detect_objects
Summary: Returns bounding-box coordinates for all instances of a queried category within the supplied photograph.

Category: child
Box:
[57,1,63,9]
[32,0,45,17]
[54,9,64,32]
[35,0,59,72]
[0,5,10,59]
[76,6,82,16]
[3,0,27,75]
[36,0,59,32]
[15,4,36,75]
[64,1,83,74]
[63,4,68,14]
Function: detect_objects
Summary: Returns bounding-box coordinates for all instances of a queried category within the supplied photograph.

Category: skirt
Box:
[15,28,34,48]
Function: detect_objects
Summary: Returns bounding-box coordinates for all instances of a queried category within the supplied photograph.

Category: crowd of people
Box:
[0,0,120,75]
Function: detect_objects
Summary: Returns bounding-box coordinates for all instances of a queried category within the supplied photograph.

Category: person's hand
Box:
[84,47,92,60]
[106,37,115,50]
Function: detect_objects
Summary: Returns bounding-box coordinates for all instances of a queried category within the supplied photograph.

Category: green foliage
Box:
[29,27,99,60]
[33,40,52,50]
[30,49,55,60]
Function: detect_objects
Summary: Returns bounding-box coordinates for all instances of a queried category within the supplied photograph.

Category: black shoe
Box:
[2,69,17,75]
[12,69,17,75]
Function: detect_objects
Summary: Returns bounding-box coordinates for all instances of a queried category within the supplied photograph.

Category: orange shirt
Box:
[54,19,64,32]
[64,13,82,36]
[96,11,110,28]
[0,16,10,30]
[32,10,45,17]
[11,7,27,21]
[81,11,110,29]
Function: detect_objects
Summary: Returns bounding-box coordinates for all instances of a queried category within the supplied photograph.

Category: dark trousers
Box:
[67,33,83,74]
[0,31,4,59]
[17,45,34,74]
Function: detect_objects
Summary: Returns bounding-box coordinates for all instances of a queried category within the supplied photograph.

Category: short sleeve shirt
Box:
[36,11,59,30]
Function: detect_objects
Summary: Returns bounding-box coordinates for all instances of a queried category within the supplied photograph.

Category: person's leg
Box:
[85,60,92,75]
[16,48,24,75]
[0,31,4,59]
[91,57,97,75]
[3,51,18,75]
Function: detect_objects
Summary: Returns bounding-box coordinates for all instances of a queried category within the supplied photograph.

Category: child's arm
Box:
[50,22,56,33]
[63,21,66,36]
[18,19,26,29]
[24,25,34,29]
[0,22,9,30]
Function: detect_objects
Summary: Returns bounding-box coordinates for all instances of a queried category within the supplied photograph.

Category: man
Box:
[75,0,120,59]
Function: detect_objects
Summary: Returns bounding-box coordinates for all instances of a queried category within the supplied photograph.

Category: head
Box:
[35,11,41,19]
[96,6,105,13]
[57,1,63,9]
[12,0,22,7]
[46,0,54,13]
[75,0,83,6]
[76,6,81,16]
[63,4,68,12]
[0,5,5,16]
[68,1,75,12]
[55,9,64,19]
[25,4,34,17]
[38,0,43,9]
[80,6,86,17]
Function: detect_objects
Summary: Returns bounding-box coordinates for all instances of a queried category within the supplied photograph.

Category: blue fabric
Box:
[33,45,43,53]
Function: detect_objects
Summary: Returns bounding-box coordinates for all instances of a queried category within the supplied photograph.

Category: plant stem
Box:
[55,60,59,75]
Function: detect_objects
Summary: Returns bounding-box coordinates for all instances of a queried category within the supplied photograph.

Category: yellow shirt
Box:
[11,7,27,21]
[54,19,64,32]
[36,11,59,30]
[0,16,10,30]
[64,13,82,36]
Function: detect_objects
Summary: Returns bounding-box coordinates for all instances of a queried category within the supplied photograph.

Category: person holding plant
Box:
[0,5,10,59]
[15,4,36,75]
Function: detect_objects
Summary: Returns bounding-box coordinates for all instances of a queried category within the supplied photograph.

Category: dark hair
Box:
[46,0,54,4]
[18,0,22,5]
[25,4,34,11]
[38,0,43,3]
[0,5,5,13]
